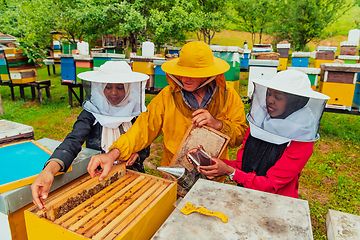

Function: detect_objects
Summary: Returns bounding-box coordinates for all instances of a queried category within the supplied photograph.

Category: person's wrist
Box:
[45,161,61,176]
[228,167,236,180]
[108,148,120,159]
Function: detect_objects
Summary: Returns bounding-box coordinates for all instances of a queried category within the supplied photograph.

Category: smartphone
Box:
[187,148,212,166]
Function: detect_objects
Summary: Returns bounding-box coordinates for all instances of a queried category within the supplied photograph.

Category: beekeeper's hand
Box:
[126,153,139,166]
[192,109,223,131]
[31,161,61,210]
[198,158,234,180]
[87,148,120,181]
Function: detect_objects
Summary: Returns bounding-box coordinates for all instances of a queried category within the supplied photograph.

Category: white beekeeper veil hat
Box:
[248,70,330,144]
[78,61,149,122]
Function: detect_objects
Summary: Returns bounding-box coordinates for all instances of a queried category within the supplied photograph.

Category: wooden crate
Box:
[25,163,177,240]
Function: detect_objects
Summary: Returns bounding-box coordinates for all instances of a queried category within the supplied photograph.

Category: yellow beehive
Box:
[314,59,333,68]
[0,74,10,81]
[319,81,355,107]
[277,58,288,71]
[25,164,177,240]
[132,61,155,75]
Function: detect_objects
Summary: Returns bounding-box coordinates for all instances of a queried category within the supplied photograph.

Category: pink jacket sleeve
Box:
[221,128,314,195]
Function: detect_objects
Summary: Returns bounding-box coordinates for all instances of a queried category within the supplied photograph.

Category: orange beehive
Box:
[25,164,177,240]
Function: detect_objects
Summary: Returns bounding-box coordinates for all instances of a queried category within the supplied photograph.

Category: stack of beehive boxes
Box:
[211,46,243,92]
[314,46,336,68]
[277,42,290,71]
[74,55,93,84]
[240,49,251,69]
[53,40,62,64]
[4,48,37,84]
[337,30,360,109]
[62,43,77,55]
[60,54,76,84]
[0,49,10,83]
[131,56,166,91]
[153,59,168,89]
[319,63,360,110]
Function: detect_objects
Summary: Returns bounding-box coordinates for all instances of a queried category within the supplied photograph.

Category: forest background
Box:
[0,0,360,239]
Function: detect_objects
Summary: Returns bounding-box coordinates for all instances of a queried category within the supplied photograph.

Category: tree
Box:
[270,0,353,51]
[147,3,198,52]
[0,0,56,62]
[191,0,228,44]
[231,0,276,45]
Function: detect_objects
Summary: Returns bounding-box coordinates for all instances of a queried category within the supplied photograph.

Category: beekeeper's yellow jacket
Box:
[109,74,247,166]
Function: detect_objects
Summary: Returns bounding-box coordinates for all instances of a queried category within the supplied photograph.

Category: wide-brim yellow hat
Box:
[161,41,230,78]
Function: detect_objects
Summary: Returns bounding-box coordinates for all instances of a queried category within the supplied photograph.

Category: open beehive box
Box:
[24,163,177,240]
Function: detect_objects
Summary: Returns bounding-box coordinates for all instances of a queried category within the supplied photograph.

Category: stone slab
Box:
[153,178,313,240]
[326,209,360,240]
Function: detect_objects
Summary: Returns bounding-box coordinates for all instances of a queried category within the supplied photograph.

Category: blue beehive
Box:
[240,50,252,68]
[354,81,360,108]
[153,60,168,89]
[166,46,181,56]
[60,55,76,83]
[291,52,311,67]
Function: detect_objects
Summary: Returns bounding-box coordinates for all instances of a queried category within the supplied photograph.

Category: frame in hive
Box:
[24,163,177,240]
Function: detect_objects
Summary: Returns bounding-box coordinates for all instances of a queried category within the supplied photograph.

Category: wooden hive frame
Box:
[25,163,177,240]
[170,124,230,171]
[169,124,230,196]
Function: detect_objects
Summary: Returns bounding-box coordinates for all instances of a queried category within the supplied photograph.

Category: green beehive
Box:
[212,51,241,82]
[62,43,77,54]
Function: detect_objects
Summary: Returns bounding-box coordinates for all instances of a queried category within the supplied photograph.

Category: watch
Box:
[229,169,236,180]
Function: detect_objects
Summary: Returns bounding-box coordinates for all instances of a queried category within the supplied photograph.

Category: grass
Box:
[1,39,360,239]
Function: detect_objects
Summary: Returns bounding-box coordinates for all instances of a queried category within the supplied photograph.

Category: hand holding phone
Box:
[187,148,212,166]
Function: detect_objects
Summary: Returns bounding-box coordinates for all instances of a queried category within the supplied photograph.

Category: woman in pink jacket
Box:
[191,70,329,198]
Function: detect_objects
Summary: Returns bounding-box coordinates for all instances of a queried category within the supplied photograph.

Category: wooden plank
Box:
[55,172,134,225]
[43,164,125,217]
[68,175,146,231]
[104,182,170,240]
[83,178,156,238]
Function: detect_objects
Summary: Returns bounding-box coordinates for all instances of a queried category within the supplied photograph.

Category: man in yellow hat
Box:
[87,41,248,181]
